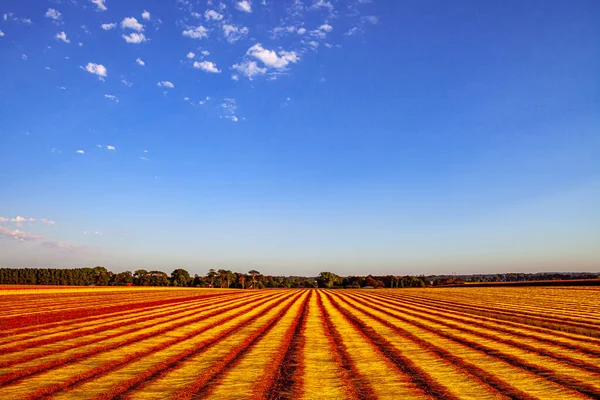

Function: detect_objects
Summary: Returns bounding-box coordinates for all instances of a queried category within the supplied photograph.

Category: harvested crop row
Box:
[1,286,598,399]
[46,291,303,400]
[353,292,600,368]
[0,291,280,389]
[334,291,596,399]
[0,292,240,340]
[0,292,264,369]
[366,291,600,349]
[384,291,600,338]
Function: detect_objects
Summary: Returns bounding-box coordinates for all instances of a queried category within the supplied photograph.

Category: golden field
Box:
[0,286,599,399]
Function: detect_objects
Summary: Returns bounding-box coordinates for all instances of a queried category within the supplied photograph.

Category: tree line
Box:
[1,268,595,288]
[0,267,432,288]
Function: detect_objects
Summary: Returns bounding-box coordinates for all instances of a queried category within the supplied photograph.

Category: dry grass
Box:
[0,286,598,399]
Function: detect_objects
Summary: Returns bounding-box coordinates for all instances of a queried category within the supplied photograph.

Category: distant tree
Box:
[238,273,247,289]
[206,269,217,287]
[171,269,191,287]
[93,266,111,286]
[317,272,342,288]
[248,270,260,289]
[217,269,234,288]
[112,271,134,286]
[148,271,170,286]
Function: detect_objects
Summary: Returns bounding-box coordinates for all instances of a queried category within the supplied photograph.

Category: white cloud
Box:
[142,10,151,20]
[106,145,116,150]
[319,23,333,32]
[310,0,334,11]
[121,17,144,32]
[55,31,70,43]
[201,50,210,56]
[247,43,299,69]
[193,60,221,73]
[101,23,116,30]
[0,226,43,242]
[233,60,266,79]
[0,30,4,37]
[122,32,146,43]
[91,0,107,11]
[186,51,195,59]
[136,57,145,66]
[45,8,62,21]
[76,150,85,154]
[297,27,306,34]
[0,217,7,222]
[144,149,148,153]
[182,25,208,39]
[11,216,35,224]
[222,24,249,43]
[363,15,379,24]
[157,81,175,88]
[121,79,133,87]
[40,218,55,225]
[140,157,149,161]
[104,94,119,103]
[345,26,360,36]
[183,97,190,101]
[57,86,66,90]
[204,10,223,21]
[236,1,252,12]
[84,62,107,78]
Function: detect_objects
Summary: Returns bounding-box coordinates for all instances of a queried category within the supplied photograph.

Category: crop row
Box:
[0,287,598,399]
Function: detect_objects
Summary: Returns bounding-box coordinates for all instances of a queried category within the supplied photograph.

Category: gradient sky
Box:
[1,0,599,276]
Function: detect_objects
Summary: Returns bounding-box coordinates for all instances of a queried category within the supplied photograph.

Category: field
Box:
[1,286,599,399]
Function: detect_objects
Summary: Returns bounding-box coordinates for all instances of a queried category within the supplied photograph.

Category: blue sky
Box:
[0,0,599,276]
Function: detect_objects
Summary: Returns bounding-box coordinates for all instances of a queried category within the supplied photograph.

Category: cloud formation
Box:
[194,61,221,73]
[237,1,252,13]
[84,62,107,79]
[157,81,175,88]
[55,31,70,43]
[90,0,107,12]
[101,23,116,30]
[121,17,144,32]
[182,25,208,39]
[45,8,62,21]
[122,32,146,43]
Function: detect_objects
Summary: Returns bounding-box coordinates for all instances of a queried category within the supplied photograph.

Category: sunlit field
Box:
[1,286,599,399]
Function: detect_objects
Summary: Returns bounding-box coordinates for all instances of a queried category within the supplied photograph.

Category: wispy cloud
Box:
[222,24,249,43]
[205,10,223,21]
[122,32,146,43]
[84,62,107,79]
[0,226,43,241]
[142,10,151,20]
[45,8,62,23]
[157,81,175,88]
[90,0,107,12]
[182,25,208,39]
[121,17,144,32]
[136,57,145,66]
[76,149,85,154]
[55,31,70,43]
[236,1,252,13]
[101,22,116,30]
[194,61,221,73]
[104,94,119,103]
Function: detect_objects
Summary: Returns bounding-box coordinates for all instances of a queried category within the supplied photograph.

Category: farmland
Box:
[1,286,599,399]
